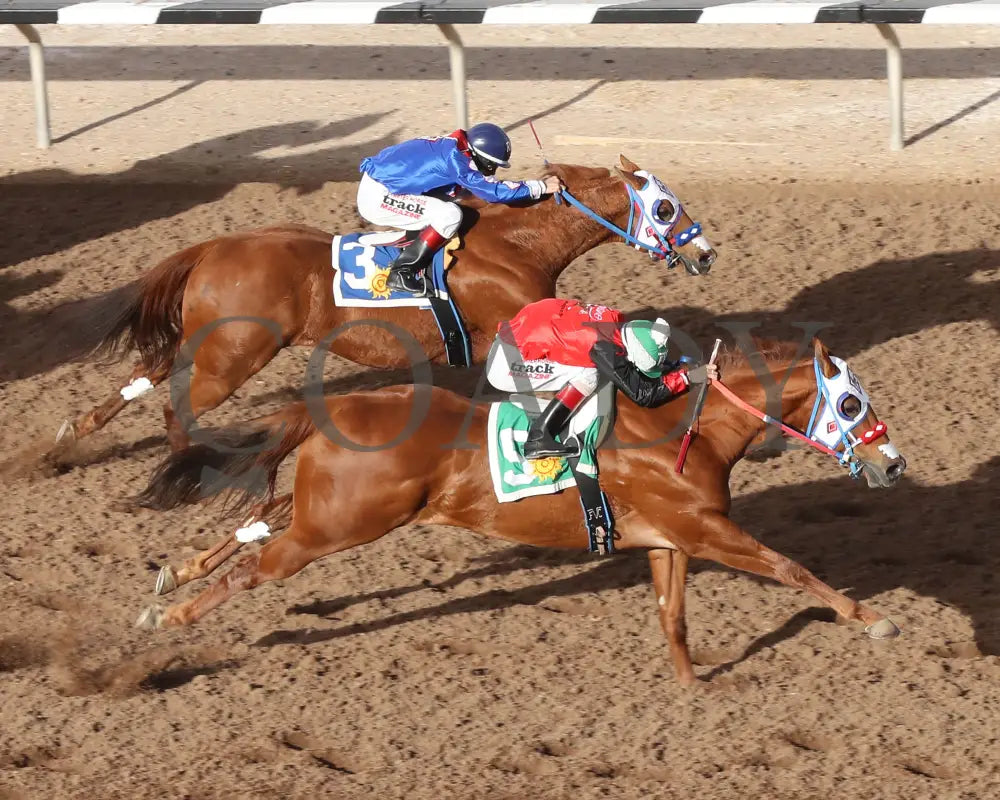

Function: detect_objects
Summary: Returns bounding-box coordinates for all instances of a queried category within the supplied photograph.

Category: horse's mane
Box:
[714,337,812,370]
[541,163,613,188]
[471,163,617,220]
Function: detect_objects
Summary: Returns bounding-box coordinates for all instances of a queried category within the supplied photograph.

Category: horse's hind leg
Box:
[137,515,386,630]
[154,494,293,596]
[648,549,696,686]
[163,323,285,451]
[691,513,899,639]
[155,534,242,596]
[137,442,426,630]
[56,360,172,444]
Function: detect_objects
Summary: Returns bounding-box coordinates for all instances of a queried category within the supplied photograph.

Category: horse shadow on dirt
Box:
[0,112,397,271]
[636,246,1000,362]
[255,456,999,670]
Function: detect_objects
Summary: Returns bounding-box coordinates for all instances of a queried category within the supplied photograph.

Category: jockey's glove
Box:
[525,180,548,200]
[685,365,712,384]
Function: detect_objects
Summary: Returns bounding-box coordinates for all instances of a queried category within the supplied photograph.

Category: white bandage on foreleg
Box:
[120,377,154,401]
[235,520,271,543]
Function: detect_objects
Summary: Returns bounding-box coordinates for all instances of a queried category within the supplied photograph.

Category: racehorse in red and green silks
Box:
[134,336,906,686]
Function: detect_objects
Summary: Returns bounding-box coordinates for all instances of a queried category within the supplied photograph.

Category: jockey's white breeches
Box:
[486,338,600,396]
[357,173,463,237]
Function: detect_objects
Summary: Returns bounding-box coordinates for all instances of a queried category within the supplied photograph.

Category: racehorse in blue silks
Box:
[51,156,717,452]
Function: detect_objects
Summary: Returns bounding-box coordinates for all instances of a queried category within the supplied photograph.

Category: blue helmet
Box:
[466,122,511,176]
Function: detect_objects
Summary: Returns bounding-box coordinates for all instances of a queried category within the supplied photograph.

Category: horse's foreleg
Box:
[58,360,171,443]
[154,494,293,596]
[648,549,696,686]
[689,513,899,638]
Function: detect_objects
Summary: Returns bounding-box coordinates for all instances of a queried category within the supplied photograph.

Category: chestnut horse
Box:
[54,156,715,452]
[134,337,906,685]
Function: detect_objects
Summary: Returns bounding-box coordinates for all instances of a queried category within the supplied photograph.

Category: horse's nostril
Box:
[699,251,716,269]
[886,459,906,481]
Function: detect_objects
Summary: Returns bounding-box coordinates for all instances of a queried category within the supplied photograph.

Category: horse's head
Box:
[615,154,717,276]
[810,339,907,488]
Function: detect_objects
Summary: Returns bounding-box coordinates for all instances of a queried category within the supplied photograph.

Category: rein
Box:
[709,378,840,460]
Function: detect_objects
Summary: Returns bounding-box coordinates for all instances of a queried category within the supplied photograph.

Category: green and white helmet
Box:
[622,318,671,377]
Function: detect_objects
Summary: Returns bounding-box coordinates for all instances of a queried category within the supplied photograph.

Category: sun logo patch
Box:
[527,456,563,482]
[369,266,392,300]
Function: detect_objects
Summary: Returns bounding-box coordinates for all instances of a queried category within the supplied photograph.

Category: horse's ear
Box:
[619,154,641,173]
[614,166,644,189]
[813,338,838,377]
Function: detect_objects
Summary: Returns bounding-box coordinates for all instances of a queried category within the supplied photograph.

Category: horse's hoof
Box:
[135,605,165,630]
[678,674,702,690]
[155,567,178,596]
[865,618,901,640]
[55,420,76,444]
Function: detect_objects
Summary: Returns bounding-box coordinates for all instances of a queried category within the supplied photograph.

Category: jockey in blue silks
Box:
[358,122,563,296]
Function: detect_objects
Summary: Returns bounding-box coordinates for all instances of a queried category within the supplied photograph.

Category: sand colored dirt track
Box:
[2,22,1000,800]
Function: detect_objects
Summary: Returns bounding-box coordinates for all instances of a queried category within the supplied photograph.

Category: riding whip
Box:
[675,338,722,474]
[528,119,562,205]
[528,119,549,165]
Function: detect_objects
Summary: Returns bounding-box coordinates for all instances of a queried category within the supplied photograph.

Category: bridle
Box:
[709,359,889,479]
[556,181,705,274]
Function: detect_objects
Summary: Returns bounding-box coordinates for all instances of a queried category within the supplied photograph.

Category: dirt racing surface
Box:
[2,22,1000,800]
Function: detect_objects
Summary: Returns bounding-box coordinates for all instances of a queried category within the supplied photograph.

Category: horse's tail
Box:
[54,241,210,373]
[133,402,316,515]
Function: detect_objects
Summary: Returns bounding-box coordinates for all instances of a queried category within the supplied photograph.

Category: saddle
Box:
[490,386,618,555]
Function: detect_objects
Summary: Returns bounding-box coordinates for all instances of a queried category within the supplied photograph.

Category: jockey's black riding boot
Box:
[523,385,586,461]
[387,226,447,296]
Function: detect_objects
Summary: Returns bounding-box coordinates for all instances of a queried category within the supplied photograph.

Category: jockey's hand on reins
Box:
[686,363,720,385]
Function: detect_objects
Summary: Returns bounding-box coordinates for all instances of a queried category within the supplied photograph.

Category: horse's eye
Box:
[838,394,863,419]
[655,201,675,223]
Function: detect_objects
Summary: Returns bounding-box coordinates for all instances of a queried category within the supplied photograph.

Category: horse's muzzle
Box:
[861,454,907,488]
[679,249,716,276]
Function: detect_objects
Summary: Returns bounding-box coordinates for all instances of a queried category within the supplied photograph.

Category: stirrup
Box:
[523,436,579,461]
[387,268,429,297]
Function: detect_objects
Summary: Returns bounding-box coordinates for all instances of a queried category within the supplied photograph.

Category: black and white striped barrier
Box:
[5,1,1000,150]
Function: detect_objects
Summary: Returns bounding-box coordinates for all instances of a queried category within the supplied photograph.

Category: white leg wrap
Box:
[120,376,154,401]
[235,520,271,543]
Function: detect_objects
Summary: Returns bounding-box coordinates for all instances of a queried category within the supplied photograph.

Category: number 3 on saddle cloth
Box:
[331,231,472,367]
[487,384,619,555]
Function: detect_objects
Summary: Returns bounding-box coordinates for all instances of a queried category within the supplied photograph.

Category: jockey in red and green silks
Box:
[488,298,719,460]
